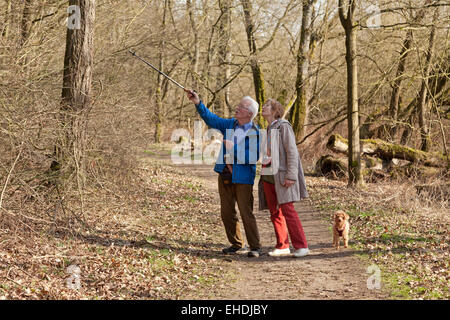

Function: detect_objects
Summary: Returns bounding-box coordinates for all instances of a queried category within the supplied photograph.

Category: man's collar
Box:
[236,121,253,130]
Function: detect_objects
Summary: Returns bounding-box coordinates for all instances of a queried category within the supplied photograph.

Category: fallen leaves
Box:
[0,156,227,299]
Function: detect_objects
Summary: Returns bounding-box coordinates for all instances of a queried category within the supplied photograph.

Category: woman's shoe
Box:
[268,248,291,256]
[293,248,309,257]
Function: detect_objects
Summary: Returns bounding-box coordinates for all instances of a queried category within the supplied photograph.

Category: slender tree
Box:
[388,3,428,140]
[215,0,232,117]
[240,0,266,126]
[154,0,169,143]
[20,0,33,46]
[418,7,439,152]
[186,0,200,89]
[338,0,363,187]
[290,0,317,141]
[57,0,95,177]
[2,0,12,38]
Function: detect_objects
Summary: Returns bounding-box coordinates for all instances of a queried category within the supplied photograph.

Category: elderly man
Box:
[186,90,262,258]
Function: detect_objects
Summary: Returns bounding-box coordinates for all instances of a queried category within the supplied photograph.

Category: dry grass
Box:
[0,147,230,299]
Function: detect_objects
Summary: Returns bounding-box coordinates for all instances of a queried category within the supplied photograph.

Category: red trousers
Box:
[263,181,308,250]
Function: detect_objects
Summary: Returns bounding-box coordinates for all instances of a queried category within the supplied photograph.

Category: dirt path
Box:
[152,150,387,299]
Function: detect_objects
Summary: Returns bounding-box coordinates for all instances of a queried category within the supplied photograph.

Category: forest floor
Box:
[0,144,448,300]
[172,155,387,300]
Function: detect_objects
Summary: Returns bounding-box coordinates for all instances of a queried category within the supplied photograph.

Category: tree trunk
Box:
[290,0,316,141]
[240,0,266,126]
[215,0,232,117]
[187,0,199,89]
[387,30,413,139]
[57,0,95,177]
[154,0,168,143]
[339,0,363,187]
[2,0,12,38]
[418,7,439,152]
[387,4,428,140]
[20,0,33,46]
[400,54,448,146]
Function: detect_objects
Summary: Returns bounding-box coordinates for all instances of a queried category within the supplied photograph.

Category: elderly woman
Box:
[259,99,309,257]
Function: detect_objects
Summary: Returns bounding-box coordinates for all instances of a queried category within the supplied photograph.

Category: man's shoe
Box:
[247,248,262,258]
[222,246,242,254]
[268,248,291,257]
[293,248,310,257]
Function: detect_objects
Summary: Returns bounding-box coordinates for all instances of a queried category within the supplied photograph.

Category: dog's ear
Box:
[333,212,338,219]
[345,213,350,220]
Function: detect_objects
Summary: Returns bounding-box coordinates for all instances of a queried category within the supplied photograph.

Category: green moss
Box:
[327,134,348,147]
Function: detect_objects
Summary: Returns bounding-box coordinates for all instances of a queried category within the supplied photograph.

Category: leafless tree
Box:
[339,0,363,187]
[240,0,266,126]
[290,0,318,141]
[57,0,95,188]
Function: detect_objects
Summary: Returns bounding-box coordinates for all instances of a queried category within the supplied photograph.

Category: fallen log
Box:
[327,134,449,168]
[315,155,398,182]
[315,155,347,179]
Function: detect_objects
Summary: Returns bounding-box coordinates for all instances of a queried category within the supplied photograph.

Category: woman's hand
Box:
[283,179,295,188]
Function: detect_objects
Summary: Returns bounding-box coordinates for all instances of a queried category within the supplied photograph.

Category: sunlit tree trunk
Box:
[215,0,232,117]
[187,0,199,89]
[154,0,168,143]
[290,0,317,141]
[240,0,266,126]
[418,7,439,152]
[20,0,33,46]
[339,0,363,187]
[2,0,12,38]
[57,0,95,177]
[388,5,428,140]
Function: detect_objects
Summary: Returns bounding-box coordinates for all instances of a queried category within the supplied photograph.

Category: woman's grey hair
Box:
[242,96,259,121]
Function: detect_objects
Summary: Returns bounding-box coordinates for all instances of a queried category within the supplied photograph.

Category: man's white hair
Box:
[242,96,259,121]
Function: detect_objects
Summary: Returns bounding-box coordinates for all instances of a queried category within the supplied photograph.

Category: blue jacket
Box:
[195,101,260,185]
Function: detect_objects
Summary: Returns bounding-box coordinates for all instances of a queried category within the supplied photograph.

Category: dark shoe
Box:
[222,246,243,254]
[247,248,262,258]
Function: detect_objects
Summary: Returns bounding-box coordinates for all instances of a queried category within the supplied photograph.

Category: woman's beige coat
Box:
[258,119,308,210]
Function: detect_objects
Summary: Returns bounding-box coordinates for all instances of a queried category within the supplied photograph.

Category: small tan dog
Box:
[333,210,350,249]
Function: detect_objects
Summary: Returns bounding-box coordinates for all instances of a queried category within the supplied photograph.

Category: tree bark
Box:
[418,7,439,152]
[240,0,266,126]
[399,54,449,146]
[290,0,317,141]
[387,30,413,139]
[339,0,363,187]
[57,0,95,176]
[154,0,168,143]
[2,0,12,38]
[387,4,428,140]
[215,0,232,117]
[187,0,200,89]
[20,0,33,46]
